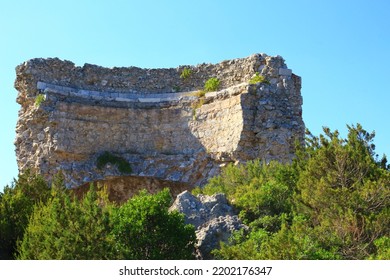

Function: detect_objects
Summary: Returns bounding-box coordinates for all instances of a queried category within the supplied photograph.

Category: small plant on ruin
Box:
[191,89,208,120]
[190,77,220,118]
[180,67,192,80]
[196,90,206,98]
[96,151,132,174]
[249,72,270,85]
[191,91,206,120]
[35,94,45,106]
[204,77,220,92]
[172,85,181,92]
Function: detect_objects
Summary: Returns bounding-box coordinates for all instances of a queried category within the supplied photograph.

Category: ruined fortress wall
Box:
[14,53,304,190]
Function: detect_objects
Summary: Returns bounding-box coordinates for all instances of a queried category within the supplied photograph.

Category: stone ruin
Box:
[14,53,304,200]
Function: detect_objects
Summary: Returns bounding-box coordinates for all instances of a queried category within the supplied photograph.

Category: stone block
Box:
[278,68,292,76]
[37,81,47,90]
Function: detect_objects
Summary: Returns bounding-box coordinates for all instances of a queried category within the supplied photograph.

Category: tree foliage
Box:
[196,124,390,259]
[0,170,50,259]
[17,184,115,260]
[13,179,195,259]
[111,189,196,259]
[294,124,390,259]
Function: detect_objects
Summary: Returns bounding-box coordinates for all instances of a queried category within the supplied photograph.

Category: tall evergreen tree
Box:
[0,171,50,259]
[17,184,115,260]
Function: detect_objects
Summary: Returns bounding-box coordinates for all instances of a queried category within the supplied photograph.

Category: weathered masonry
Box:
[14,53,304,194]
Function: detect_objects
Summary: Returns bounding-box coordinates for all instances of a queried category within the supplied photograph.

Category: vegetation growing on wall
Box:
[180,67,192,80]
[204,77,220,92]
[191,77,221,120]
[172,85,181,92]
[96,151,132,174]
[249,72,270,85]
[34,94,45,106]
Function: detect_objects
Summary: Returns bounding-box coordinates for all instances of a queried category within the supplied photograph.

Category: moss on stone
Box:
[96,151,132,174]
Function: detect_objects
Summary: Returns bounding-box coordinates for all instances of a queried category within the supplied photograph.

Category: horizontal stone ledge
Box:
[37,81,249,105]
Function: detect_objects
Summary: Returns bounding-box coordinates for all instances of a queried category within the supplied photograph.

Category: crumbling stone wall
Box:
[14,53,304,192]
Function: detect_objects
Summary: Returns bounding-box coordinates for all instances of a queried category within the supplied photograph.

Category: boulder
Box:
[169,190,248,259]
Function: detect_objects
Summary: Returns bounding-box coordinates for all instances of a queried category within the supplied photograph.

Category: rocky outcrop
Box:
[14,53,304,192]
[169,191,248,259]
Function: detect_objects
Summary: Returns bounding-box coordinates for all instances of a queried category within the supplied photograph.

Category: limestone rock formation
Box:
[169,191,248,259]
[14,53,304,196]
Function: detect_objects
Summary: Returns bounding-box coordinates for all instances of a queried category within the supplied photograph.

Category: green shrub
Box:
[370,237,390,260]
[249,72,270,85]
[35,94,45,106]
[111,189,196,259]
[96,152,132,174]
[204,77,220,92]
[180,67,192,80]
[214,215,340,260]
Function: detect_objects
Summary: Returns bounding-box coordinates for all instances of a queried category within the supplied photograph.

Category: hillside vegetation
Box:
[0,174,195,260]
[1,124,389,259]
[194,124,390,259]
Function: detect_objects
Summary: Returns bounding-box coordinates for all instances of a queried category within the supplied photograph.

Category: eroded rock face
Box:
[14,53,304,190]
[169,191,248,259]
[74,175,192,204]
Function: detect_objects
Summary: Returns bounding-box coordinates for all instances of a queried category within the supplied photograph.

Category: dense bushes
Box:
[194,124,390,259]
[111,189,196,259]
[0,174,195,260]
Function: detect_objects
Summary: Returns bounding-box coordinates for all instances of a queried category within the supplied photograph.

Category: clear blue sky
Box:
[1,0,389,191]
